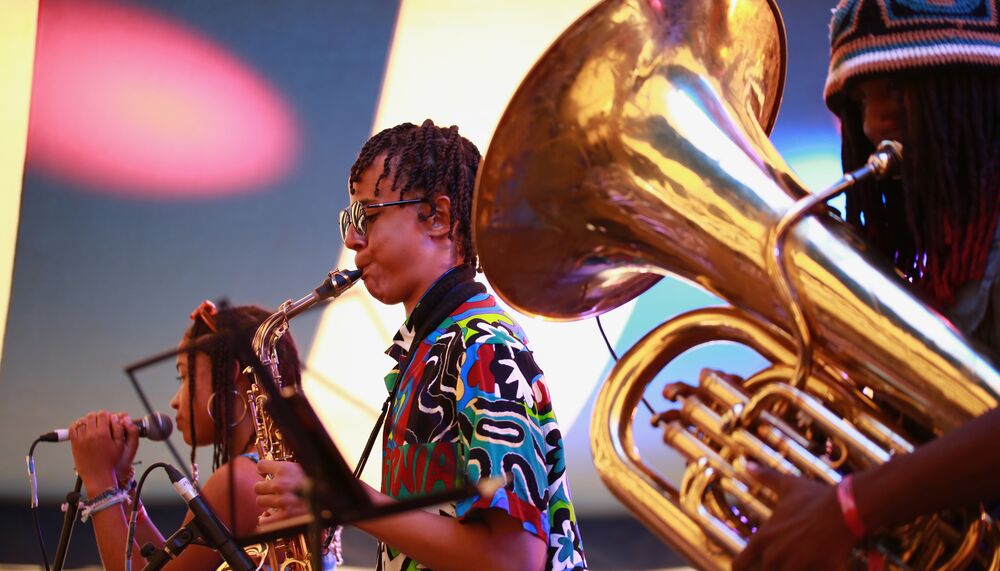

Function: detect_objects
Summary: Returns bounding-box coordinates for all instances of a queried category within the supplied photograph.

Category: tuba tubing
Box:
[474,0,1000,568]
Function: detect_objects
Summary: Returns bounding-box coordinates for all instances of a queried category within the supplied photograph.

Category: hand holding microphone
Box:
[39,411,173,443]
[61,411,173,495]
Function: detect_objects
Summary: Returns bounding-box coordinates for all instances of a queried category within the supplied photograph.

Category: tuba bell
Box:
[474,0,1000,569]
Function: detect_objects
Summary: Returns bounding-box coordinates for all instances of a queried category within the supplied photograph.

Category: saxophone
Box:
[236,268,362,571]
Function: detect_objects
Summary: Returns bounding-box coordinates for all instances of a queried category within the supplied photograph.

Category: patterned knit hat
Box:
[825,0,1000,109]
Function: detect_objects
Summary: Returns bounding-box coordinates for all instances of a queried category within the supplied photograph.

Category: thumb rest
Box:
[473,0,1000,569]
[226,268,361,571]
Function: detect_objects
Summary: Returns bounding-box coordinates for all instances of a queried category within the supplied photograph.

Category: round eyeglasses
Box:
[338,198,427,243]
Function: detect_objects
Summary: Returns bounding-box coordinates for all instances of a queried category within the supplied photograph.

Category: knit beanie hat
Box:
[824,0,1000,110]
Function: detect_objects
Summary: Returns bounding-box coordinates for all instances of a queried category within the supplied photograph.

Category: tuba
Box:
[233,268,361,571]
[474,0,1000,569]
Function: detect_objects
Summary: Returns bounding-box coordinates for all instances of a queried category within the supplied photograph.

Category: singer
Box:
[68,302,301,570]
[256,120,588,571]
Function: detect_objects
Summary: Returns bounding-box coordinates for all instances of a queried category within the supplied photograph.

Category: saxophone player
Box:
[255,120,589,571]
[734,1,1000,568]
[69,303,303,570]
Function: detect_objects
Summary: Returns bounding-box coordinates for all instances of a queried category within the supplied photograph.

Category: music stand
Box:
[125,306,478,570]
[233,333,480,569]
[227,275,491,568]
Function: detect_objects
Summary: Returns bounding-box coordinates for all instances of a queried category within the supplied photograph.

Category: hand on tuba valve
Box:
[732,462,854,571]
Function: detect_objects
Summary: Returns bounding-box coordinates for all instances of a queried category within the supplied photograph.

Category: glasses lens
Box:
[339,202,368,242]
[338,208,351,242]
[351,201,367,237]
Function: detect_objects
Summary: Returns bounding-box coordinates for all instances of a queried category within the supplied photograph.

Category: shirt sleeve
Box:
[453,333,553,542]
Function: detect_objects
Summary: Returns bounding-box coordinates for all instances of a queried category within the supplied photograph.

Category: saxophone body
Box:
[232,268,361,571]
[474,0,1000,569]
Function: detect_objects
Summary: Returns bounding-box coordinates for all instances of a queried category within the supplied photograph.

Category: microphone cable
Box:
[595,314,656,416]
[27,437,51,571]
[125,461,174,571]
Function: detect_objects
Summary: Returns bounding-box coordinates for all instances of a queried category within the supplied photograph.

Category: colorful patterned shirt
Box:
[377,265,587,571]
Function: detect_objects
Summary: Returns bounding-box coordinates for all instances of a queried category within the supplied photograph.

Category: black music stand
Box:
[231,330,478,570]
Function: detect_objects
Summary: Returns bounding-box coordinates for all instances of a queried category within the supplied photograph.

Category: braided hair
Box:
[839,70,1000,309]
[186,304,302,471]
[348,119,482,267]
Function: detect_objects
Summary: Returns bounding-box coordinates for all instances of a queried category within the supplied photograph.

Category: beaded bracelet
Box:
[79,487,131,522]
[835,474,866,540]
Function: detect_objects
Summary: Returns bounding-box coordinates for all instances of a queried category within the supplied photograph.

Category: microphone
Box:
[38,411,173,443]
[163,464,254,571]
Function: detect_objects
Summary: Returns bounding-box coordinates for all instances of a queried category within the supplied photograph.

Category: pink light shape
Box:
[27,0,300,198]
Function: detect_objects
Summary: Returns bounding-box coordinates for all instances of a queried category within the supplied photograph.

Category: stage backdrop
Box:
[1,0,841,520]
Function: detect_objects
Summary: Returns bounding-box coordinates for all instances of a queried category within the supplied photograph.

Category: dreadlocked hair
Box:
[348,119,482,268]
[841,69,1000,309]
[186,304,301,471]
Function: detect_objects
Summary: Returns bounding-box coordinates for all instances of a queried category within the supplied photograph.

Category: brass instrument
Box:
[473,0,1000,569]
[236,268,361,571]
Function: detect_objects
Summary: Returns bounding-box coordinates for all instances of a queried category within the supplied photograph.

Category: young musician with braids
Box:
[733,1,1000,569]
[69,302,302,570]
[256,120,589,571]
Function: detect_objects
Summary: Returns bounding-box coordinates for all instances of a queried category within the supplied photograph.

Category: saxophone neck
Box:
[264,268,362,333]
[250,268,363,382]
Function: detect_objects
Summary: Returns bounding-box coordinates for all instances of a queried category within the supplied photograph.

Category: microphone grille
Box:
[145,412,174,441]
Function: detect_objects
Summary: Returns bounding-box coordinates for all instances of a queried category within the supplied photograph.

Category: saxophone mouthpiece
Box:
[337,268,363,284]
[315,268,362,301]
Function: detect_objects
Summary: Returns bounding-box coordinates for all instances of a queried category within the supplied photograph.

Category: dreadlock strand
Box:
[210,338,228,471]
[437,128,462,227]
[445,132,465,242]
[377,128,405,196]
[870,71,1000,305]
[392,129,414,198]
[413,121,435,199]
[187,343,198,480]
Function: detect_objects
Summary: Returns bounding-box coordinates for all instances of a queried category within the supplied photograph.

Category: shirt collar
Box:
[385,264,476,364]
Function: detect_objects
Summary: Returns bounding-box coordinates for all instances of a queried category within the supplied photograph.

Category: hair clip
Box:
[189,299,219,333]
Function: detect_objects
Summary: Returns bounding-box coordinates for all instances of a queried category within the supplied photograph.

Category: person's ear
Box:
[427,194,453,237]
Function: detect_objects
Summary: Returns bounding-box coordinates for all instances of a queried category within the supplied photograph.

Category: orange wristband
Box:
[835,474,866,540]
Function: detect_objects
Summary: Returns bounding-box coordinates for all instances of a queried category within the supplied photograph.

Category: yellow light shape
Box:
[304,0,619,487]
[0,0,38,370]
[373,0,600,145]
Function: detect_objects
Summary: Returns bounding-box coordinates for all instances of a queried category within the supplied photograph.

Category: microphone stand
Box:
[309,498,324,571]
[247,482,479,544]
[301,476,338,571]
[140,524,195,571]
[140,465,255,571]
[52,476,82,571]
[141,517,254,571]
